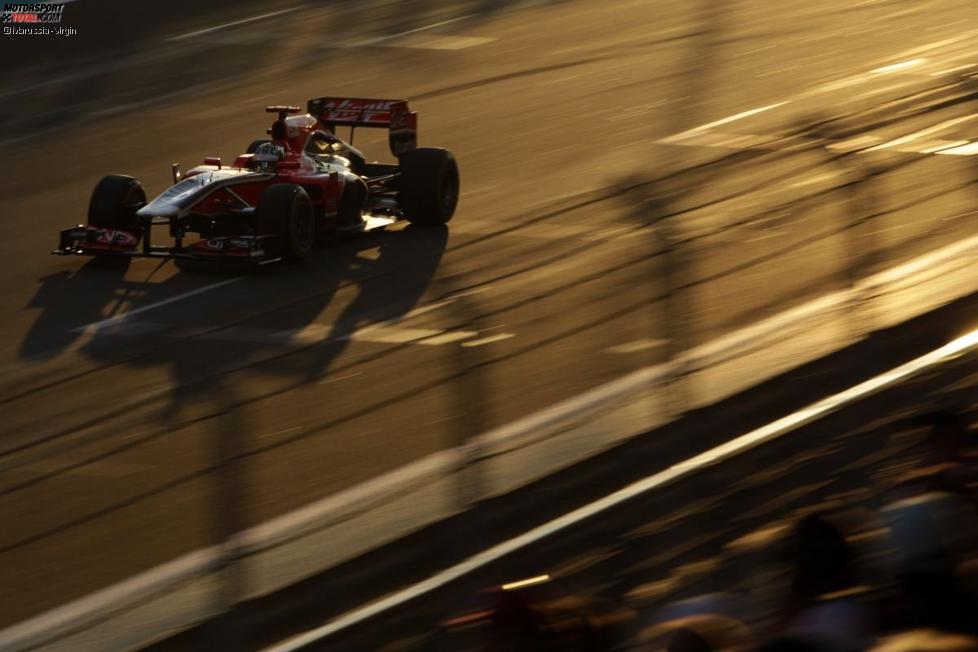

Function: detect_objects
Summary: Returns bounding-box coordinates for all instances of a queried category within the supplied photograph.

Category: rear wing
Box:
[307,97,417,156]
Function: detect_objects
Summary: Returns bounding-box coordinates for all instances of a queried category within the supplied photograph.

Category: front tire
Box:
[88,175,145,231]
[397,148,459,226]
[256,184,315,262]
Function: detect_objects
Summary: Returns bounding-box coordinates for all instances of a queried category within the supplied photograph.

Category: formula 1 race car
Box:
[53,98,459,264]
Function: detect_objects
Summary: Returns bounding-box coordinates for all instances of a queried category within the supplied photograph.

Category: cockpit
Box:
[304,130,366,173]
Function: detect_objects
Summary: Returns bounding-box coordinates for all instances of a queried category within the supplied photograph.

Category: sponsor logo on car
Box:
[320,98,395,112]
[94,228,137,246]
[313,98,397,124]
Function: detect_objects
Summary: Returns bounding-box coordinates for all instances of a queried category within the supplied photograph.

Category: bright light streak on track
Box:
[264,327,978,652]
[871,58,927,74]
[501,575,550,591]
[169,6,305,42]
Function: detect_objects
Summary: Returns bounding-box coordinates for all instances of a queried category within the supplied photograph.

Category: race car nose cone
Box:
[136,201,179,218]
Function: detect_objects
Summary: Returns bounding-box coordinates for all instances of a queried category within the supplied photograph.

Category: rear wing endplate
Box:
[307,97,417,156]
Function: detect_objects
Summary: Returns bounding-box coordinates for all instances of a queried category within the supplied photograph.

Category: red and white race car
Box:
[54,97,459,264]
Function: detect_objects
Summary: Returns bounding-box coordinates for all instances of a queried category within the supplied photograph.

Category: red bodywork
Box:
[55,98,419,263]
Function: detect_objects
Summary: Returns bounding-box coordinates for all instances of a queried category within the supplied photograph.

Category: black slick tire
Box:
[256,184,315,262]
[397,148,459,226]
[246,139,272,154]
[88,175,146,231]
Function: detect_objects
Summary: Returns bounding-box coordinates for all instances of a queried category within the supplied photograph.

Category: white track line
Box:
[605,338,666,354]
[342,14,475,47]
[389,35,496,51]
[266,327,978,651]
[318,371,363,385]
[461,332,515,347]
[660,103,788,143]
[71,278,241,333]
[660,29,978,147]
[863,114,978,152]
[940,142,978,156]
[169,6,305,42]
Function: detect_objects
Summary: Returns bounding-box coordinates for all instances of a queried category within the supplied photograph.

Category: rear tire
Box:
[246,139,272,154]
[397,148,459,226]
[256,184,314,262]
[88,175,145,231]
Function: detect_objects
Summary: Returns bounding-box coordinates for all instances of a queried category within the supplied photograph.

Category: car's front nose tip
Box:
[136,202,178,218]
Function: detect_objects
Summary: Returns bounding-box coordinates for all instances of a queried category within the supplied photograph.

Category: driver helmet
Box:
[252,142,286,172]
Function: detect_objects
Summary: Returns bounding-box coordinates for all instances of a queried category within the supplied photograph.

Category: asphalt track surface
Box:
[150,295,978,651]
[1,0,977,631]
[297,329,978,652]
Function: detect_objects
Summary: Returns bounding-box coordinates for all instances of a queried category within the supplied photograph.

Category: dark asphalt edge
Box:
[144,290,978,651]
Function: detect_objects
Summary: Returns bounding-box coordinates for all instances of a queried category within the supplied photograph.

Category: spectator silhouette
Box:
[779,514,875,651]
[882,491,978,635]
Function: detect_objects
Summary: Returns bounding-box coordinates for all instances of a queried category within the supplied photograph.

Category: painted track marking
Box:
[169,6,306,42]
[71,278,242,333]
[661,103,788,143]
[95,319,514,349]
[461,333,516,347]
[342,14,475,48]
[605,338,666,354]
[389,35,496,51]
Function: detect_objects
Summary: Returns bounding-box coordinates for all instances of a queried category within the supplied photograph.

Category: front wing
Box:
[53,223,281,265]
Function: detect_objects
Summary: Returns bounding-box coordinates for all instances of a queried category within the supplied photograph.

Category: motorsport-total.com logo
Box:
[1,2,65,22]
[2,2,77,36]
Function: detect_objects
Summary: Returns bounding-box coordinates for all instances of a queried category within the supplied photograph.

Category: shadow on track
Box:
[8,224,451,612]
[19,257,134,361]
